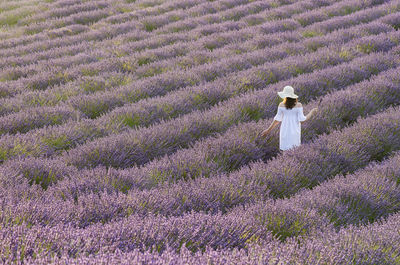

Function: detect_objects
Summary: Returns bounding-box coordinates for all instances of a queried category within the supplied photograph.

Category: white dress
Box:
[273,105,307,151]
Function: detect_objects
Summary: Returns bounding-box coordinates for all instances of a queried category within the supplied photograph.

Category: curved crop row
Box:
[1,7,396,109]
[1,0,249,68]
[0,0,274,75]
[0,105,78,135]
[1,0,185,46]
[152,0,303,35]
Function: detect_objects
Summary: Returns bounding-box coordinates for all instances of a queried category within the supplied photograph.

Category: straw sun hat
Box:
[278,85,298,99]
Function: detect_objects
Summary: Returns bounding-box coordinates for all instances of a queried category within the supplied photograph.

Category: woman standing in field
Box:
[261,85,318,151]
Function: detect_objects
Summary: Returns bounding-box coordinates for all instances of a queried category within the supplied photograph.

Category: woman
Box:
[261,85,318,151]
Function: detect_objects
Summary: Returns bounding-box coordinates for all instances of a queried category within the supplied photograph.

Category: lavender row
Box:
[292,0,385,26]
[0,0,46,31]
[21,210,400,264]
[0,24,393,160]
[41,1,110,19]
[154,0,379,35]
[0,48,109,85]
[0,105,80,136]
[23,0,196,35]
[23,8,113,34]
[37,0,379,70]
[1,16,387,117]
[2,106,400,259]
[1,5,396,142]
[10,0,165,39]
[0,208,277,262]
[24,2,400,74]
[0,25,303,113]
[274,150,400,231]
[2,22,391,136]
[0,20,304,102]
[297,0,400,37]
[0,21,141,96]
[152,0,298,34]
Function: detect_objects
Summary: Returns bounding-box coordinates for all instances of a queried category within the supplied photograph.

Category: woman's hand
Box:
[261,120,280,138]
[305,107,318,121]
[261,129,269,138]
[309,107,318,116]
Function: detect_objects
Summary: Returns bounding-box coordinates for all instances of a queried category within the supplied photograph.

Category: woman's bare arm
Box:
[261,120,280,137]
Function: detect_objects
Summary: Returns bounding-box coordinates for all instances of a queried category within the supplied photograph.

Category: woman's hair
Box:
[283,97,298,109]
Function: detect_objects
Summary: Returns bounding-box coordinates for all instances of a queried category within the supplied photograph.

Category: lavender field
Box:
[1,0,400,264]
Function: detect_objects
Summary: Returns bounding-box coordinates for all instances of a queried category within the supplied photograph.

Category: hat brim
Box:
[278,91,298,99]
